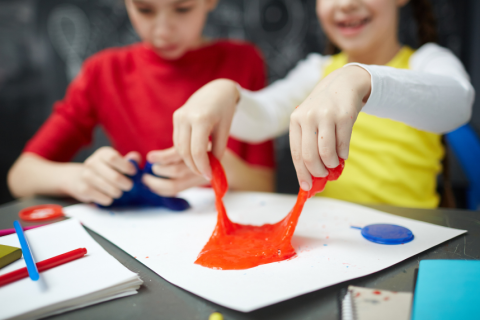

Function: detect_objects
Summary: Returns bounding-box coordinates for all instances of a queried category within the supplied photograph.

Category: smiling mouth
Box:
[337,17,371,29]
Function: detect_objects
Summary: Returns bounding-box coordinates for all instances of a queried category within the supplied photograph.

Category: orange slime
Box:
[195,153,344,270]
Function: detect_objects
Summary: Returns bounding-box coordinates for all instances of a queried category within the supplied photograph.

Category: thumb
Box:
[147,147,182,165]
[125,151,142,163]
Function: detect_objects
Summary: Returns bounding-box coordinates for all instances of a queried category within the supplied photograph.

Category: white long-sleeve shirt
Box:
[230,43,475,143]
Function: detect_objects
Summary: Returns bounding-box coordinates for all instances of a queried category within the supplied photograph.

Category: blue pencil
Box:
[13,220,40,281]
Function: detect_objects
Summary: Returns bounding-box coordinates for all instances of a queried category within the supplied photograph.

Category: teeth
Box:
[341,18,367,28]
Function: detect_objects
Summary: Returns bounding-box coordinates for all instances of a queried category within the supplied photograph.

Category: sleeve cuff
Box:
[343,63,383,114]
[230,85,266,142]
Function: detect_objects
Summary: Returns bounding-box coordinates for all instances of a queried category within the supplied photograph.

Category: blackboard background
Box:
[0,0,479,206]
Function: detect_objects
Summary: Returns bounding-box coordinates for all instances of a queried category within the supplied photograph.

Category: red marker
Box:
[0,248,87,287]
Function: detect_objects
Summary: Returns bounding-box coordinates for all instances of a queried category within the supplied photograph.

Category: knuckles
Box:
[104,152,119,164]
[319,146,335,158]
[191,147,206,159]
[301,150,317,165]
[111,173,125,184]
[290,148,303,162]
[77,183,91,196]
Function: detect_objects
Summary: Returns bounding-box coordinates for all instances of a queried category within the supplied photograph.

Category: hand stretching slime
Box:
[195,153,345,270]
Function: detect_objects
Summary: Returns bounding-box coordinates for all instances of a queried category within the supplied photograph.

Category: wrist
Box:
[212,79,240,104]
[344,65,372,104]
[57,163,83,196]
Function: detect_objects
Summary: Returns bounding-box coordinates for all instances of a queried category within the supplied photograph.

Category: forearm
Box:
[8,153,81,198]
[221,150,275,192]
[349,44,474,134]
[230,54,325,143]
[355,65,473,133]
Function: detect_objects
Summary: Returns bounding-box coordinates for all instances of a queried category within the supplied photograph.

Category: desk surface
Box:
[1,198,479,320]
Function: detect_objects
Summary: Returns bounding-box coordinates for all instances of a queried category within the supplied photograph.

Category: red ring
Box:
[19,204,65,221]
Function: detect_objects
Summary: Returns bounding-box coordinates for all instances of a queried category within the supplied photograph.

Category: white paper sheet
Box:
[64,189,466,312]
[0,219,143,320]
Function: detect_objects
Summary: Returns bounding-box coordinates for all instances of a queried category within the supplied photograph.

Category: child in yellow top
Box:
[170,0,474,208]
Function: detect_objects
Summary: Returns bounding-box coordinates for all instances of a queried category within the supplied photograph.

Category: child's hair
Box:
[325,0,438,55]
[411,0,437,45]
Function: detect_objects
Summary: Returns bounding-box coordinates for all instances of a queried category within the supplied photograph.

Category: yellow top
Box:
[319,46,443,208]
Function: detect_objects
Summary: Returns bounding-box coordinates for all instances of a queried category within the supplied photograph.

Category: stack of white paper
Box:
[0,219,143,320]
[64,189,466,312]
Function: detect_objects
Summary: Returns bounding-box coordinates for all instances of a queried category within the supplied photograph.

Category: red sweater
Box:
[24,41,275,168]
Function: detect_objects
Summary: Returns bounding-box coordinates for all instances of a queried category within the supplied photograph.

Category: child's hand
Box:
[143,147,208,196]
[67,147,140,205]
[290,66,371,191]
[173,79,240,180]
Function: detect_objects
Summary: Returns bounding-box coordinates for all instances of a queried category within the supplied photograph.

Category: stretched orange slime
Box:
[195,153,345,270]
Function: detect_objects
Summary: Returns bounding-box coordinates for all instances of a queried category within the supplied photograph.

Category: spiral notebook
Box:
[341,286,412,320]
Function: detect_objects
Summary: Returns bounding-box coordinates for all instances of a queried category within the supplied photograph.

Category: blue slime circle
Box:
[361,224,414,245]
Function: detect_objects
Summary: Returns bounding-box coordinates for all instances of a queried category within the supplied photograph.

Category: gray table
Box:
[1,197,479,320]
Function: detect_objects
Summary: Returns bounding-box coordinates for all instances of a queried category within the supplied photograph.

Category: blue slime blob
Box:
[97,160,190,211]
[360,224,414,245]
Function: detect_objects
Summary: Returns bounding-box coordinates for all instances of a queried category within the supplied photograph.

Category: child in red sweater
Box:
[8,0,275,206]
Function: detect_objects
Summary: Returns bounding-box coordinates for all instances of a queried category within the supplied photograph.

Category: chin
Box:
[158,51,185,60]
[333,37,374,56]
[153,46,187,60]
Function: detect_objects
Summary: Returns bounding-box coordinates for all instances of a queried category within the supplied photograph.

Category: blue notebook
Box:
[412,260,480,320]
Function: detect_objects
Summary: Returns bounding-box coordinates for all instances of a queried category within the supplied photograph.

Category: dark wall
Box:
[0,0,478,205]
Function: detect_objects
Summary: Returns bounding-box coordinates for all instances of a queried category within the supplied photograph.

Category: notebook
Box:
[412,260,480,320]
[0,219,143,320]
[341,286,412,320]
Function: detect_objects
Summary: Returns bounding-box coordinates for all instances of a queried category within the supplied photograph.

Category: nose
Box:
[336,0,360,13]
[152,12,175,45]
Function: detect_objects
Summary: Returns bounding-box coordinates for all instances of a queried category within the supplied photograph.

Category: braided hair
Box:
[325,0,438,55]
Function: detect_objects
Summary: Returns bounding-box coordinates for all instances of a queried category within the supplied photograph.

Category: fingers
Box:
[176,123,198,175]
[93,161,133,191]
[82,169,122,199]
[289,121,313,191]
[75,182,114,206]
[97,148,136,175]
[79,147,149,206]
[151,162,192,179]
[147,147,182,165]
[211,117,230,163]
[85,149,134,192]
[125,151,142,164]
[142,173,207,197]
[317,121,339,168]
[173,110,183,162]
[191,124,213,179]
[335,120,354,160]
[85,187,114,206]
[301,123,328,177]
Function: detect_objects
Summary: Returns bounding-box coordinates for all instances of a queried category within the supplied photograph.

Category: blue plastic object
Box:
[13,220,40,280]
[359,224,414,245]
[98,160,190,211]
[446,124,480,210]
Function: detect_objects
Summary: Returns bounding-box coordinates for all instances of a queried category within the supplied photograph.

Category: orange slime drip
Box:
[195,153,345,270]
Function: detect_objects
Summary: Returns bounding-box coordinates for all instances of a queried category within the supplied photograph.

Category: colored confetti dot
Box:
[209,312,223,320]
